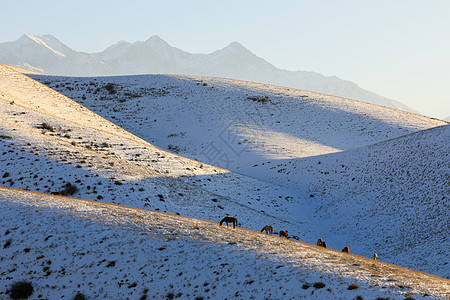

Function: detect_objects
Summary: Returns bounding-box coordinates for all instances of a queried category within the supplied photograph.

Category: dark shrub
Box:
[60,182,78,196]
[73,292,87,300]
[165,292,174,299]
[104,83,117,94]
[313,281,326,289]
[41,122,55,132]
[348,283,359,290]
[167,144,180,153]
[247,95,270,103]
[106,260,116,267]
[9,281,33,299]
[4,238,12,249]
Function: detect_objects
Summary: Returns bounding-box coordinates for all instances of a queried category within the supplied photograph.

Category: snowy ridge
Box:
[24,34,66,57]
[0,35,115,76]
[1,188,449,299]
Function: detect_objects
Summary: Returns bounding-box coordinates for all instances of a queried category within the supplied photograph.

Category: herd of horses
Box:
[219,217,379,260]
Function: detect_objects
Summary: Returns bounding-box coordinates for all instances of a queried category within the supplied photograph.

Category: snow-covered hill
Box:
[0,64,309,239]
[1,64,448,298]
[0,34,418,113]
[30,72,449,278]
[33,74,444,173]
[251,125,450,277]
[2,188,448,299]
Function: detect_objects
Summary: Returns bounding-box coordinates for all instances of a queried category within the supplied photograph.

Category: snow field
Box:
[1,189,448,299]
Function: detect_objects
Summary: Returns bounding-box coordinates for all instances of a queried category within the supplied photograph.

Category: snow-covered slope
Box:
[30,73,449,278]
[1,188,448,299]
[0,64,311,242]
[33,74,445,173]
[0,34,418,113]
[251,125,450,278]
[1,64,448,297]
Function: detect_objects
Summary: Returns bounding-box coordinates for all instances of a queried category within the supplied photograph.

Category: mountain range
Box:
[0,34,419,114]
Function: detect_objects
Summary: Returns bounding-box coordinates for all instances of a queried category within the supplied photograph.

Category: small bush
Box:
[165,292,174,299]
[4,238,12,249]
[41,122,55,132]
[313,282,326,289]
[106,260,116,268]
[348,283,359,290]
[60,182,78,196]
[247,95,270,103]
[302,283,310,289]
[9,281,33,300]
[104,83,117,94]
[167,144,180,153]
[73,292,87,300]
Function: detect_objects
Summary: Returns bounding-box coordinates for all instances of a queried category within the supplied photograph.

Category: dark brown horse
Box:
[279,230,288,239]
[317,238,327,248]
[219,217,237,228]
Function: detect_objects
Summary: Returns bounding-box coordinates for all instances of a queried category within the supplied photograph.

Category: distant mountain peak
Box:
[19,34,66,57]
[221,41,250,53]
[228,41,245,48]
[145,35,171,48]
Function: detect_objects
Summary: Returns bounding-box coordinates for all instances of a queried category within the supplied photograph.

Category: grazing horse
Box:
[317,238,327,248]
[279,230,288,239]
[260,225,273,235]
[342,246,349,253]
[373,253,378,260]
[219,217,237,228]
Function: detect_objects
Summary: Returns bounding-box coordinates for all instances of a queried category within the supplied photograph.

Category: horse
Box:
[279,230,288,239]
[317,238,327,248]
[261,225,273,235]
[342,246,349,253]
[219,217,237,228]
[373,253,378,260]
[317,238,324,247]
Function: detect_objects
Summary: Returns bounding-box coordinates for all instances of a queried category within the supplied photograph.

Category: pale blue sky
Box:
[2,0,449,119]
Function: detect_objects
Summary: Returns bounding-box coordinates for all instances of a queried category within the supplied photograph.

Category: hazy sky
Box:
[2,0,449,119]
